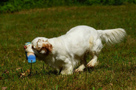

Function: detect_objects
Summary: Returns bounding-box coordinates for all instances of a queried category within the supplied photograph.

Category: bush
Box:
[0,0,136,13]
[0,0,46,12]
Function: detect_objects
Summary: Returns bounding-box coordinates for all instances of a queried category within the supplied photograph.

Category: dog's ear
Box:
[36,39,43,50]
[42,40,53,52]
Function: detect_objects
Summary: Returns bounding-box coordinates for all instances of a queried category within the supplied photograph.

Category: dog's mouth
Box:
[32,46,49,55]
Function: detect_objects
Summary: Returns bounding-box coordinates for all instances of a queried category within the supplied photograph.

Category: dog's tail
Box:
[97,28,126,45]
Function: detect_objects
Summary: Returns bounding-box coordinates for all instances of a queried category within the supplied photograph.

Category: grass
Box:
[0,5,136,90]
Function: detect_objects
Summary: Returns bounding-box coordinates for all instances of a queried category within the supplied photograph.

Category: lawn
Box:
[0,5,136,90]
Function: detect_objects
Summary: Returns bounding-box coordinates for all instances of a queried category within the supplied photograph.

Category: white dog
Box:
[31,25,126,75]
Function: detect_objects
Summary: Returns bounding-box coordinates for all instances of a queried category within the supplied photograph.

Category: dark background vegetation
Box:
[1,0,136,12]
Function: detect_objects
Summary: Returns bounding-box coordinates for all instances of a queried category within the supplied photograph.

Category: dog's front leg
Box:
[61,64,73,75]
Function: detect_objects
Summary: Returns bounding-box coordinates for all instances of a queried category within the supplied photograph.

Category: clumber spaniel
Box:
[31,25,126,75]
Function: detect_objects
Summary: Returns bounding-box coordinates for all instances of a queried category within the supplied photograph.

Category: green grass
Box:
[0,5,136,90]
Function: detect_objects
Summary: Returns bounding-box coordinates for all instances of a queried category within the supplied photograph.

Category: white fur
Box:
[31,25,126,75]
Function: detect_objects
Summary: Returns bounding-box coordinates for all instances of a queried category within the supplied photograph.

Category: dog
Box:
[31,25,126,75]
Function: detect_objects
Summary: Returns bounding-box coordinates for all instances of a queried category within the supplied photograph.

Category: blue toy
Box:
[24,42,36,63]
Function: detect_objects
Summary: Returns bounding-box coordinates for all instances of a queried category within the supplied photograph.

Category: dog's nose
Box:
[24,45,27,49]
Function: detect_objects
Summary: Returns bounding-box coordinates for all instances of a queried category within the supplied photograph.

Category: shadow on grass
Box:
[84,64,111,73]
[1,64,135,81]
[86,63,136,74]
[0,69,58,81]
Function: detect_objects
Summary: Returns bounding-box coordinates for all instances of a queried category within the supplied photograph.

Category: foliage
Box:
[1,0,136,12]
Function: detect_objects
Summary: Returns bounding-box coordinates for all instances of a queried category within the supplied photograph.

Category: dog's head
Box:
[32,37,53,55]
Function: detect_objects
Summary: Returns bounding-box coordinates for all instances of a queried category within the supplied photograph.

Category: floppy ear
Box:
[36,39,43,50]
[42,40,53,52]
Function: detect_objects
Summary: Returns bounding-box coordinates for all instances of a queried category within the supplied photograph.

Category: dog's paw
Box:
[74,68,84,72]
[86,60,99,68]
[74,64,85,72]
[61,71,73,75]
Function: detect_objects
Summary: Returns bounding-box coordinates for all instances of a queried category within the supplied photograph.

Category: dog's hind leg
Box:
[86,52,99,67]
[86,39,103,67]
[74,64,85,72]
[74,54,87,72]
